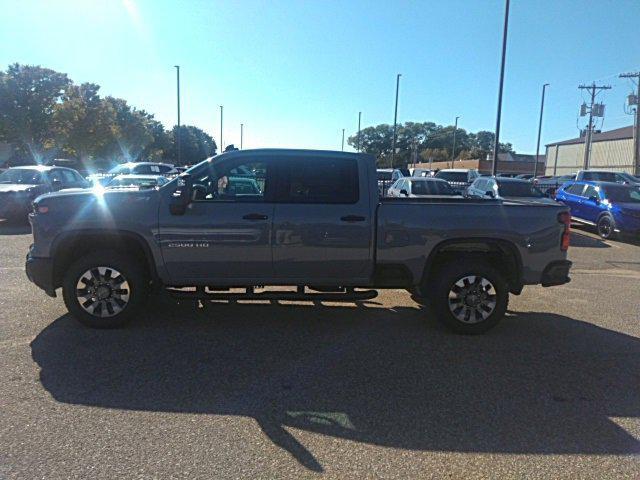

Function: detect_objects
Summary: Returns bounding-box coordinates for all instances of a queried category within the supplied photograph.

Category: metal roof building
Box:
[544,125,635,175]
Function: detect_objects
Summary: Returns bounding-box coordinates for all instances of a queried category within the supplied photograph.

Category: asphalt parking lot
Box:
[1,221,639,479]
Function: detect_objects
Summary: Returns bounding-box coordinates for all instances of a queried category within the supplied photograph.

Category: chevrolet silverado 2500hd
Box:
[26,149,572,333]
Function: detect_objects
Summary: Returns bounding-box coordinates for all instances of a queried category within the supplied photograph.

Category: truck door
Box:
[158,155,275,284]
[271,154,373,283]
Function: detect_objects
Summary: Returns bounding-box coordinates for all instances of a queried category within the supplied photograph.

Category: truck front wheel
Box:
[62,250,149,329]
[430,260,508,334]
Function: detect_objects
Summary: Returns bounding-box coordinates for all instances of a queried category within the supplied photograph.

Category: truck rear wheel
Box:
[62,250,149,329]
[429,260,508,334]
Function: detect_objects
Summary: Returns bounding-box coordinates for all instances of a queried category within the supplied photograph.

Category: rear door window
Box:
[583,185,599,199]
[280,157,359,204]
[565,183,586,196]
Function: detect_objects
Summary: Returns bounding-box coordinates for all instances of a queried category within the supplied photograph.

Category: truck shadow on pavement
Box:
[31,297,640,472]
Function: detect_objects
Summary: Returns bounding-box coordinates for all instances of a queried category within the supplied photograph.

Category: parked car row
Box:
[0,162,178,221]
[384,166,640,239]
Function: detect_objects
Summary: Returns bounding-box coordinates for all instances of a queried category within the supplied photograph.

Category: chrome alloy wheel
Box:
[76,267,130,317]
[447,275,497,324]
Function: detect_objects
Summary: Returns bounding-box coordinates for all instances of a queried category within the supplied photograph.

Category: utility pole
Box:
[357,111,362,152]
[341,128,345,151]
[451,116,459,168]
[174,65,181,165]
[534,83,549,177]
[620,71,640,175]
[579,82,611,170]
[240,123,244,150]
[219,105,223,152]
[492,0,510,176]
[391,74,401,167]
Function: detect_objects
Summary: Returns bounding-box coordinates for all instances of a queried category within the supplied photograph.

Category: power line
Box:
[578,82,611,169]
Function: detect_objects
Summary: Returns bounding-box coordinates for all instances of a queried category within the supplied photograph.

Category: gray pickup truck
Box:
[26,149,572,334]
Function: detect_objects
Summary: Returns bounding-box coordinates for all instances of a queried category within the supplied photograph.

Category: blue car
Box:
[556,180,640,239]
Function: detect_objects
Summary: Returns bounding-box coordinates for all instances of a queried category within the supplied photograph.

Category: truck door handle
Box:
[242,213,268,221]
[340,215,366,222]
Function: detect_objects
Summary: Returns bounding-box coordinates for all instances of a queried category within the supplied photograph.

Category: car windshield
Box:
[108,165,132,175]
[0,169,44,184]
[602,185,640,203]
[411,180,455,195]
[497,181,544,197]
[435,171,468,182]
[618,172,639,183]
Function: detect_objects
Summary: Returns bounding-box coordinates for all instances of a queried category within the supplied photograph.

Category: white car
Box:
[106,174,169,189]
[387,177,458,197]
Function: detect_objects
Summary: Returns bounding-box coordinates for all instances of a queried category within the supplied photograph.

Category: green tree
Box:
[165,125,217,165]
[141,118,172,162]
[0,64,71,164]
[54,83,117,165]
[100,97,154,163]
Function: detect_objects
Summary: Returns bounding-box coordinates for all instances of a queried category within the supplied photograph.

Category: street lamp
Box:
[219,105,223,152]
[491,0,510,176]
[357,111,362,152]
[174,65,181,165]
[391,74,401,167]
[534,84,549,177]
[451,116,460,168]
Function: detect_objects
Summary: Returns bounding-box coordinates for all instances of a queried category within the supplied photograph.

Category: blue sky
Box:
[2,0,639,153]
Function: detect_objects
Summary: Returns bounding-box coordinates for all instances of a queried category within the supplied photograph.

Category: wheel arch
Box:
[51,229,159,289]
[420,238,523,294]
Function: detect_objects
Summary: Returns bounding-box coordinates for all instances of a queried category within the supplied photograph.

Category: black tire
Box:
[429,260,509,334]
[597,214,616,240]
[62,250,149,328]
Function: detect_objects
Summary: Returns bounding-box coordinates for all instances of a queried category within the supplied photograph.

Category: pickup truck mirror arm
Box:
[169,173,193,215]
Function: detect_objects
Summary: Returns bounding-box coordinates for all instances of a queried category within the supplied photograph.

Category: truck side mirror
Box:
[400,189,409,196]
[169,173,193,215]
[485,190,495,198]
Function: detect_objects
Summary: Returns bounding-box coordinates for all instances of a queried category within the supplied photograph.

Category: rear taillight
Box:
[558,211,571,251]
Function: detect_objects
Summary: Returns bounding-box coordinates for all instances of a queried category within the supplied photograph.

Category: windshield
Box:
[497,181,544,197]
[619,172,639,183]
[602,185,640,203]
[411,180,455,195]
[435,171,467,183]
[108,165,132,175]
[377,171,392,181]
[0,169,44,185]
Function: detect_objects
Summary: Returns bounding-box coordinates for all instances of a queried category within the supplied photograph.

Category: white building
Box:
[545,125,635,175]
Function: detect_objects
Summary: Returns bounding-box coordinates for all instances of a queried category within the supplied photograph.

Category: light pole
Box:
[451,116,459,168]
[219,105,223,152]
[391,73,401,167]
[174,65,181,165]
[357,111,362,152]
[341,129,345,151]
[240,123,244,149]
[492,0,510,176]
[534,83,549,177]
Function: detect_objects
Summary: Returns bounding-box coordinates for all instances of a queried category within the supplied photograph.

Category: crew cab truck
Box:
[26,149,572,334]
